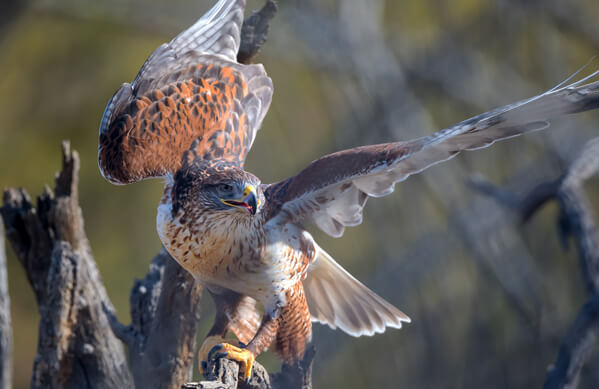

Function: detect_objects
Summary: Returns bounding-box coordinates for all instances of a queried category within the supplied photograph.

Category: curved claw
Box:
[208,344,224,360]
[209,343,255,382]
[198,336,255,381]
[199,335,227,375]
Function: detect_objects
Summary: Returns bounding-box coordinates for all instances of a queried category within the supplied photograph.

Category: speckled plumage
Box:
[99,0,599,372]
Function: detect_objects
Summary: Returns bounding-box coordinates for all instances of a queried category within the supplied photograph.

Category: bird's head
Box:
[172,162,263,218]
[211,179,261,216]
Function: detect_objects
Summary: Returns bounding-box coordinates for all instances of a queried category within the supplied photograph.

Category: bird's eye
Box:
[218,183,234,193]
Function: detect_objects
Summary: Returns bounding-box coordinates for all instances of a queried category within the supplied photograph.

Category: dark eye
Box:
[218,183,234,193]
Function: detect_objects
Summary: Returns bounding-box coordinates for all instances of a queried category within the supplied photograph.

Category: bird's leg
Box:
[198,300,244,375]
[245,312,279,356]
[207,312,279,383]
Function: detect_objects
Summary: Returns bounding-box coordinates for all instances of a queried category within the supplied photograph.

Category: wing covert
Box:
[264,72,599,237]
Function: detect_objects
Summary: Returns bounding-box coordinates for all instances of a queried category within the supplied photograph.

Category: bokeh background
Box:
[1,0,599,388]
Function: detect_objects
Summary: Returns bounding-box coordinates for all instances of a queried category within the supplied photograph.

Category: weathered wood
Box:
[182,345,315,389]
[0,219,12,389]
[544,293,599,389]
[106,249,203,389]
[469,137,599,389]
[557,138,599,294]
[271,345,315,389]
[1,142,133,389]
[237,0,278,65]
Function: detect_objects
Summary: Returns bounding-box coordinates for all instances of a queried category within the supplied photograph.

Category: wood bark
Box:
[0,218,12,389]
[182,346,315,389]
[237,0,278,65]
[105,249,203,388]
[1,142,133,388]
[543,293,599,389]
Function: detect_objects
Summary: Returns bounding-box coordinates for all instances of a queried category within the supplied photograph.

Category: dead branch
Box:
[1,141,133,388]
[182,346,315,389]
[470,137,599,294]
[0,218,12,389]
[544,293,599,389]
[237,0,278,65]
[469,137,599,388]
[105,248,203,388]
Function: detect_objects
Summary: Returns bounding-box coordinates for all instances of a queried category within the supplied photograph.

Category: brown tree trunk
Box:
[1,142,133,388]
[0,219,12,389]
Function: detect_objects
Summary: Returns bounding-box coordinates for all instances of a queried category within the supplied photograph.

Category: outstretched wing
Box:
[264,72,599,237]
[99,0,273,184]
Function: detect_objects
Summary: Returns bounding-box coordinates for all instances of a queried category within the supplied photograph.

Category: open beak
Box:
[222,185,258,215]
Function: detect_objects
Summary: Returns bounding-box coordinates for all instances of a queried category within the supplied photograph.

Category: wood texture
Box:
[237,0,278,65]
[1,142,133,388]
[106,248,203,388]
[0,219,12,389]
[182,346,315,389]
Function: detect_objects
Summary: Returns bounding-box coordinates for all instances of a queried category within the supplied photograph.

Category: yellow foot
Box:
[209,342,255,383]
[198,336,255,382]
[198,336,237,375]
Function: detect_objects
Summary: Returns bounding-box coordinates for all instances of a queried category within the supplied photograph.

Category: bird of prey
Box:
[98,0,599,381]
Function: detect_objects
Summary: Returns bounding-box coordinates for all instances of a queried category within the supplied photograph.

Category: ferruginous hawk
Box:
[98,0,599,381]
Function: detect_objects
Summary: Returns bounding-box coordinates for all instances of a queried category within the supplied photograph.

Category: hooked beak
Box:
[221,185,258,215]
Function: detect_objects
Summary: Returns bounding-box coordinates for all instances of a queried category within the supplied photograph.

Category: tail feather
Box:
[303,245,410,337]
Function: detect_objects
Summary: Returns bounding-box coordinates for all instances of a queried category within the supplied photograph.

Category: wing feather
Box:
[171,0,244,60]
[98,0,273,184]
[135,0,245,88]
[264,72,599,237]
[304,244,410,336]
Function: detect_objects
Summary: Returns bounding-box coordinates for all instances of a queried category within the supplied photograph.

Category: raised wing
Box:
[264,72,599,237]
[99,0,272,184]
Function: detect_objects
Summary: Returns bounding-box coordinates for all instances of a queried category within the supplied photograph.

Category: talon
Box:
[212,343,255,381]
[208,344,224,360]
[198,335,228,376]
[197,336,255,380]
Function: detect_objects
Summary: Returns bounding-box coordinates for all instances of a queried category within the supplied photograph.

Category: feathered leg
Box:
[275,282,312,363]
[206,282,313,382]
[207,307,280,382]
[198,290,260,376]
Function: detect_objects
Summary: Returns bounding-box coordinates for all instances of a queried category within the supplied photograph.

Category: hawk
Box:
[98,0,599,381]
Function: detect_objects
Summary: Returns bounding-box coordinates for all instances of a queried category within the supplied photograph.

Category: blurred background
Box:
[1,0,599,387]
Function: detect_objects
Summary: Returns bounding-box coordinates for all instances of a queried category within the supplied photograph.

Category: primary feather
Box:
[264,71,599,237]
